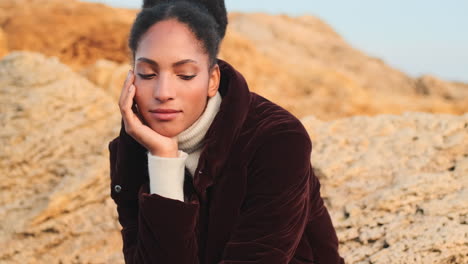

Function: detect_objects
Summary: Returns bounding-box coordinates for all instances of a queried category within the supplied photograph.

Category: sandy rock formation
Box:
[227,13,414,96]
[1,52,467,263]
[1,0,467,120]
[0,51,122,263]
[222,13,468,120]
[301,112,468,264]
[0,28,7,58]
[416,75,468,100]
[0,0,134,70]
[79,59,131,100]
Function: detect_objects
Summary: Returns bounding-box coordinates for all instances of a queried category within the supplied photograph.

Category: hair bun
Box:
[142,0,227,39]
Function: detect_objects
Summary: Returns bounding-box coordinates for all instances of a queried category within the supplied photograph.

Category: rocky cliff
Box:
[1,0,467,120]
[1,0,467,263]
[0,52,466,263]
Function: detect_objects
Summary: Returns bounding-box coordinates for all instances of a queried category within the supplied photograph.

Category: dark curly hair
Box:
[129,0,228,68]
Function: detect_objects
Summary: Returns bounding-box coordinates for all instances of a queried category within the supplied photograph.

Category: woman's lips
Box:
[149,110,181,121]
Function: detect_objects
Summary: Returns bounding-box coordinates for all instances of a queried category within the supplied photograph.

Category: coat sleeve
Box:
[219,131,312,263]
[109,128,342,263]
[306,169,345,264]
[109,137,201,264]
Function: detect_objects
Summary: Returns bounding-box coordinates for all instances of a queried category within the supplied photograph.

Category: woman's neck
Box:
[177,91,222,154]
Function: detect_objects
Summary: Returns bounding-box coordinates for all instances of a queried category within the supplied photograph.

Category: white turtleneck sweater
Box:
[146,91,222,202]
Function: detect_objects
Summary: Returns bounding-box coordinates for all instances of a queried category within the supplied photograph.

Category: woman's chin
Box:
[149,124,182,138]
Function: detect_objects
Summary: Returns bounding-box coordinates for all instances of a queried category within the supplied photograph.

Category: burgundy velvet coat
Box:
[108,59,345,264]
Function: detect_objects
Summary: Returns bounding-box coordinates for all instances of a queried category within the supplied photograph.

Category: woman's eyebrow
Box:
[136,57,158,67]
[172,59,198,67]
[136,58,197,68]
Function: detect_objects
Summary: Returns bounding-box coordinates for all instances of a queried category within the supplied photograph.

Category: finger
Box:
[122,83,139,133]
[119,70,134,107]
[125,84,136,112]
[118,70,130,105]
[120,71,136,117]
[119,70,135,107]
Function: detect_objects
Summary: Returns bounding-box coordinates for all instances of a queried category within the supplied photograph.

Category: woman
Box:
[108,0,344,263]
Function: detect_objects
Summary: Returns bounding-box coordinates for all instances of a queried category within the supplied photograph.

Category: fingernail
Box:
[129,84,134,92]
[127,70,132,79]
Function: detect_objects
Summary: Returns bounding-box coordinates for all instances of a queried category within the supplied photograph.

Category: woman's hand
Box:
[119,70,179,157]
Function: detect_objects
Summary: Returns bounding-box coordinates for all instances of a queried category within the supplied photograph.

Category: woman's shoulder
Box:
[242,93,313,180]
[247,92,310,138]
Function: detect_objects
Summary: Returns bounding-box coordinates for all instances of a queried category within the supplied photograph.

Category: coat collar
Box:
[191,59,251,200]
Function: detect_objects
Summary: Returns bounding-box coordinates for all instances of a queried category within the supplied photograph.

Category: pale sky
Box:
[84,0,468,82]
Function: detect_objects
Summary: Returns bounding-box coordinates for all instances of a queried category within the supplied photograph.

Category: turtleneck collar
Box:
[177,90,222,154]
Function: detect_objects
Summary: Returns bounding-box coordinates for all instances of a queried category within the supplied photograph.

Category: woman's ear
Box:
[208,64,220,98]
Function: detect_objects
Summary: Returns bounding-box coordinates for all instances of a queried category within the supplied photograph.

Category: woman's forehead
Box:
[136,20,206,62]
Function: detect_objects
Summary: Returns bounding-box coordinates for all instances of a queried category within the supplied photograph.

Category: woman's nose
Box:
[153,74,175,102]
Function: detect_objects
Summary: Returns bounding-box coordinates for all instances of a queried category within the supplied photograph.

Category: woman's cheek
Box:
[133,85,146,112]
[133,78,143,93]
[134,80,150,101]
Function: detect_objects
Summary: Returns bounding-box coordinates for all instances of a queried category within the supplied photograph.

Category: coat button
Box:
[114,185,122,193]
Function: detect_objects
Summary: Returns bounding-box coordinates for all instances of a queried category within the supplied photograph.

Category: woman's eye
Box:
[179,75,196,81]
[138,73,156,79]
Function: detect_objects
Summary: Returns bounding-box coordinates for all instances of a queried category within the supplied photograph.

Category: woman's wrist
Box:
[148,141,179,157]
[150,149,179,158]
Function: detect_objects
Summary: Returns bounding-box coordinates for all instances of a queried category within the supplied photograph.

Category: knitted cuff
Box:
[147,150,189,202]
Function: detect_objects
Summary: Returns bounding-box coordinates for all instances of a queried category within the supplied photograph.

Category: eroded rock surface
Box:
[1,0,468,259]
[0,52,122,263]
[2,52,467,263]
[0,28,7,58]
[1,0,467,120]
[302,113,468,264]
[0,0,134,69]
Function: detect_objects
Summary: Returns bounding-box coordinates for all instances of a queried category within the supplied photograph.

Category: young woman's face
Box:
[133,19,219,138]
